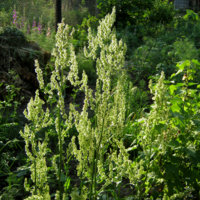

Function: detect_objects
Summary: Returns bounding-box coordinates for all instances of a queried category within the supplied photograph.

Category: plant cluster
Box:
[2,1,200,199]
[15,7,200,200]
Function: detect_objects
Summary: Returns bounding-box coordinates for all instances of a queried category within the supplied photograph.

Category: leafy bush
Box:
[97,0,155,29]
[129,24,200,80]
[147,0,176,25]
[116,25,143,59]
[172,37,199,61]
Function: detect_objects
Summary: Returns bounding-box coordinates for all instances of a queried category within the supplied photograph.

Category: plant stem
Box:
[139,130,153,200]
[80,163,83,195]
[34,156,37,195]
[89,152,96,200]
[58,107,62,200]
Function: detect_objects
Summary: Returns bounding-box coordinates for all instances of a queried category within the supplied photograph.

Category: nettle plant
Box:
[20,7,128,200]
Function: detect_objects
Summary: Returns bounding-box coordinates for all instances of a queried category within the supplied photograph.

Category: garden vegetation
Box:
[1,0,200,199]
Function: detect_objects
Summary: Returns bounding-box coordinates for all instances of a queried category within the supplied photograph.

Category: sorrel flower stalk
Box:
[19,90,52,199]
[21,6,127,200]
[69,7,127,199]
[115,72,175,199]
[33,20,83,199]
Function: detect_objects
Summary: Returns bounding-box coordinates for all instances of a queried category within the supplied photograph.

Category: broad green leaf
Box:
[170,73,176,79]
[169,85,177,95]
[155,123,167,133]
[178,135,187,144]
[192,59,200,65]
[17,170,28,177]
[170,111,184,120]
[167,139,180,149]
[175,83,184,87]
[171,105,181,113]
[188,82,197,86]
[184,145,196,158]
[176,60,190,70]
[170,98,183,104]
[165,163,179,177]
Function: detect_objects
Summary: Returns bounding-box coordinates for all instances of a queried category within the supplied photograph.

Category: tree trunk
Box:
[55,0,62,32]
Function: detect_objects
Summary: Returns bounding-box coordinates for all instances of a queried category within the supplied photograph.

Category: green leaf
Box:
[175,83,184,87]
[170,111,184,120]
[170,98,183,104]
[17,170,28,177]
[192,59,200,65]
[188,82,197,86]
[184,145,196,158]
[126,145,137,152]
[64,177,71,190]
[167,139,180,149]
[155,123,167,132]
[169,85,177,95]
[176,60,190,71]
[171,105,181,113]
[170,73,176,79]
[165,163,179,177]
[177,135,187,144]
[61,173,66,182]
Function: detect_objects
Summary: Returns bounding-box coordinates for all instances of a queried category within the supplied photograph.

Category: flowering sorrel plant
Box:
[19,90,52,199]
[21,15,86,200]
[20,6,129,200]
[68,6,127,199]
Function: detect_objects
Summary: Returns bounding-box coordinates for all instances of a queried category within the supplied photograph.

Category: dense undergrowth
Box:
[1,1,200,199]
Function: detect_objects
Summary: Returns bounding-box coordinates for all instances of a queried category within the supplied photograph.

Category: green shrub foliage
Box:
[97,0,155,29]
[148,0,175,25]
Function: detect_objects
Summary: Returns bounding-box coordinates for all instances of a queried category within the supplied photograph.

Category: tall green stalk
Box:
[58,107,62,200]
[20,90,52,199]
[69,7,127,200]
[34,156,37,195]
